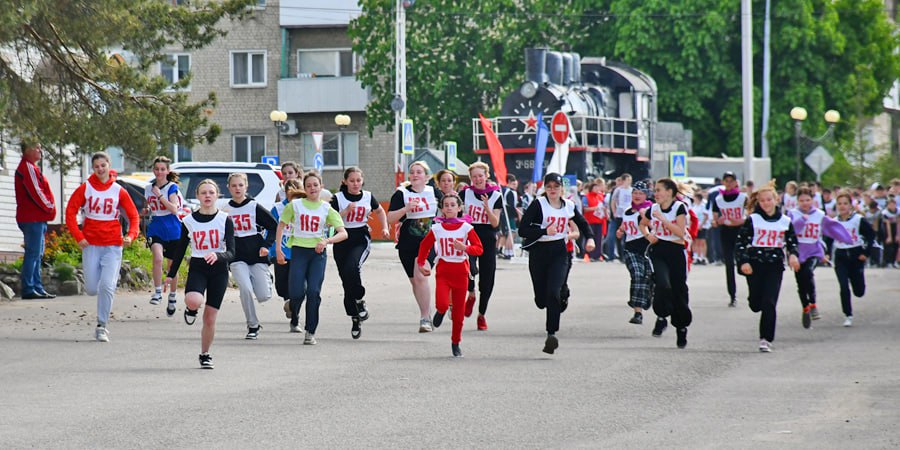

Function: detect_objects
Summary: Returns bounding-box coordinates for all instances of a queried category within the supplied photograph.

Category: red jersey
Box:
[66,172,139,246]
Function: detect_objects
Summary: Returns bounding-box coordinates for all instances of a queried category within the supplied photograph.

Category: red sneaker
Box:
[477,314,487,331]
[465,292,476,317]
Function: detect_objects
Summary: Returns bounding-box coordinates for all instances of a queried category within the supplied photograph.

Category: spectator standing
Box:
[15,142,57,299]
[606,174,632,261]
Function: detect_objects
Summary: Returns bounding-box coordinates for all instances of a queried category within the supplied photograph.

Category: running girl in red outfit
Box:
[417,193,483,357]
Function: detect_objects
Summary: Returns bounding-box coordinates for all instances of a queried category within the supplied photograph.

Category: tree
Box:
[0,0,255,169]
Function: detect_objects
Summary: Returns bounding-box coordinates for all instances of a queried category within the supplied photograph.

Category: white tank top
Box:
[183,211,228,258]
[715,193,747,225]
[749,213,791,248]
[823,199,836,217]
[336,191,373,229]
[431,222,473,263]
[402,186,437,219]
[795,209,825,244]
[144,182,183,217]
[813,193,823,209]
[649,202,686,243]
[622,209,644,243]
[782,193,798,211]
[83,182,122,221]
[463,188,501,225]
[833,214,863,249]
[290,199,331,239]
[227,200,259,238]
[537,197,575,242]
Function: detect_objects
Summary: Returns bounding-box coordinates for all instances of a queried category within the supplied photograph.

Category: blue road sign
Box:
[402,119,415,155]
[261,155,279,166]
[446,141,457,170]
[670,152,688,179]
[313,152,324,172]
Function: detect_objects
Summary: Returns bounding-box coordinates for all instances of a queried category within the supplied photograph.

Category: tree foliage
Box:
[0,0,255,169]
[351,0,899,185]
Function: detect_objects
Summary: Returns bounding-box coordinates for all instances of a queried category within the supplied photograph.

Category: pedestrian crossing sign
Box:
[446,141,457,170]
[402,119,415,155]
[670,152,688,179]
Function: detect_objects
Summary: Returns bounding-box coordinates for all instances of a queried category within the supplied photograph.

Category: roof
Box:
[411,148,469,176]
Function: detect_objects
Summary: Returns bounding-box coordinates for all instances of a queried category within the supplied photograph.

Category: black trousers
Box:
[793,258,818,308]
[746,262,783,342]
[649,243,692,329]
[333,234,371,317]
[468,227,497,315]
[720,226,741,300]
[273,260,290,300]
[834,249,866,317]
[527,241,569,334]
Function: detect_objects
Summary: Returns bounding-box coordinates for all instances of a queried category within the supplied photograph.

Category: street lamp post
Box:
[790,106,840,181]
[334,114,351,171]
[269,110,288,162]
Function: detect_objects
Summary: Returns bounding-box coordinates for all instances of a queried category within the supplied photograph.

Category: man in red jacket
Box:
[15,142,57,299]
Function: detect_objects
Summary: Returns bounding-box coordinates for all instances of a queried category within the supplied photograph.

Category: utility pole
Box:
[741,0,754,185]
[393,0,408,186]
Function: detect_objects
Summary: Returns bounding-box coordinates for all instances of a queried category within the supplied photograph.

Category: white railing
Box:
[472,115,650,155]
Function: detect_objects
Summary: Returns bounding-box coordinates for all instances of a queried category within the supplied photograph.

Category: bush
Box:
[53,262,76,282]
[43,228,81,266]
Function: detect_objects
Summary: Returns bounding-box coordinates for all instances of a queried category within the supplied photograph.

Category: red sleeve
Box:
[66,184,87,242]
[23,163,56,214]
[416,230,436,266]
[466,228,483,256]
[119,188,140,240]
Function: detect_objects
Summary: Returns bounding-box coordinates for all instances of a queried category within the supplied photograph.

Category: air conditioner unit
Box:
[281,119,298,136]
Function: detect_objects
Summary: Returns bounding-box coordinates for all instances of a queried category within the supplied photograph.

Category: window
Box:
[298,49,356,78]
[302,132,359,169]
[171,144,192,163]
[161,54,190,90]
[233,135,266,162]
[231,51,267,87]
[105,146,126,171]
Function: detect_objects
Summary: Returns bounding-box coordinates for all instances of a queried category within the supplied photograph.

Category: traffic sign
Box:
[402,119,415,155]
[670,151,688,179]
[313,152,324,172]
[551,111,570,145]
[261,155,279,166]
[311,132,324,152]
[805,146,834,181]
[445,141,457,170]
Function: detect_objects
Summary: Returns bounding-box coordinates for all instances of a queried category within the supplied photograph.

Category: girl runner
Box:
[270,179,300,327]
[277,162,302,318]
[782,181,799,211]
[388,161,442,332]
[226,172,278,340]
[583,181,608,262]
[833,190,876,327]
[331,167,389,339]
[519,173,595,354]
[275,173,347,344]
[417,192,484,357]
[459,162,501,331]
[276,161,302,202]
[712,171,748,307]
[691,191,710,265]
[618,181,654,324]
[640,178,691,348]
[144,156,183,316]
[435,169,457,197]
[65,152,140,342]
[788,187,852,328]
[166,179,235,369]
[735,182,800,352]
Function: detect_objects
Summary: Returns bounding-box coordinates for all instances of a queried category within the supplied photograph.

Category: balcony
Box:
[277,76,369,114]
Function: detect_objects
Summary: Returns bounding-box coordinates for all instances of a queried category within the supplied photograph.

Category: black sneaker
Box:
[728,298,737,308]
[676,328,688,349]
[652,317,668,337]
[802,309,812,329]
[184,308,198,325]
[356,300,369,322]
[245,325,261,340]
[451,343,463,358]
[560,296,569,313]
[166,298,177,317]
[351,316,361,340]
[629,312,643,325]
[432,311,445,328]
[199,353,214,369]
[542,334,559,354]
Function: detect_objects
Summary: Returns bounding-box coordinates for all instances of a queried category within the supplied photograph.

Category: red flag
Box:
[479,113,508,186]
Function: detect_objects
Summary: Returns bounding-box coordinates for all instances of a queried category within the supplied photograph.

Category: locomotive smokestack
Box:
[546,51,563,85]
[572,53,582,83]
[525,48,548,85]
[561,53,573,86]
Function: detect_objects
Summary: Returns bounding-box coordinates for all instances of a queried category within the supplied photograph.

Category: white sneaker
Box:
[149,292,162,305]
[303,332,317,345]
[843,316,853,327]
[290,325,303,333]
[419,318,433,333]
[95,326,110,342]
[758,339,771,352]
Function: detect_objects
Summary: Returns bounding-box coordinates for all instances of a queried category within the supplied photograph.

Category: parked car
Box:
[170,162,282,210]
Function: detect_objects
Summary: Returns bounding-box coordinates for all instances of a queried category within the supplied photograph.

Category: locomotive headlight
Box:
[519,81,538,99]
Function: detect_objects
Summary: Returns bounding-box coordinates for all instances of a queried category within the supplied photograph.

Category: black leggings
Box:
[184,258,229,310]
[273,260,290,300]
[649,243,691,329]
[333,233,371,317]
[746,262,784,342]
[834,249,866,317]
[793,258,819,308]
[468,227,497,315]
[720,226,740,300]
[527,241,569,334]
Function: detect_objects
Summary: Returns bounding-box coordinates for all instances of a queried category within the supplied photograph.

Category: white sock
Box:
[154,286,162,294]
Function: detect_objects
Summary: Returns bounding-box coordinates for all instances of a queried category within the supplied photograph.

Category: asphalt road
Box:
[2,243,899,449]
